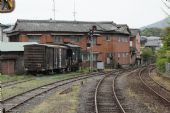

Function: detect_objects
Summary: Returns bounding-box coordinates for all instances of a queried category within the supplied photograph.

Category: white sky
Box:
[0,0,168,28]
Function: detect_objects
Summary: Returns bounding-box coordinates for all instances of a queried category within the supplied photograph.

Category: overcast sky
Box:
[0,0,169,28]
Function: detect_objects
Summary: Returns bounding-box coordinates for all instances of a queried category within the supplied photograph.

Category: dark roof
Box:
[130,29,140,36]
[117,24,131,34]
[9,19,130,35]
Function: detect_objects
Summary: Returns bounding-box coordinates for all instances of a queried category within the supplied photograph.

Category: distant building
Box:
[140,36,147,47]
[2,25,14,42]
[144,36,162,51]
[0,23,12,42]
[0,42,37,75]
[130,29,141,65]
[7,19,141,68]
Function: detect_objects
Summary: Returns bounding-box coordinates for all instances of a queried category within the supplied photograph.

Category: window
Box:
[82,53,98,61]
[118,37,121,42]
[28,35,40,42]
[118,53,120,58]
[130,41,133,47]
[92,54,98,61]
[92,36,97,44]
[70,36,81,42]
[106,35,111,41]
[82,53,89,61]
[107,53,113,58]
[54,36,63,43]
[88,36,97,45]
[123,38,128,42]
[123,53,127,57]
[118,36,128,42]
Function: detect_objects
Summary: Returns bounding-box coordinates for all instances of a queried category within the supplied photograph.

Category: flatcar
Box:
[24,44,81,74]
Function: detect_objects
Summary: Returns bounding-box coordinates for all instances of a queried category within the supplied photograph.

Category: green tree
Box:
[141,47,154,64]
[141,28,164,37]
[156,27,170,73]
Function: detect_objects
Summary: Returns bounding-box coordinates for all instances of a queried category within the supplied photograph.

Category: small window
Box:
[28,35,40,42]
[70,36,81,42]
[106,35,111,41]
[118,53,120,58]
[126,53,129,56]
[89,36,97,45]
[92,54,98,61]
[123,53,126,57]
[54,36,63,43]
[82,53,89,61]
[93,36,97,44]
[118,37,121,42]
[107,53,112,58]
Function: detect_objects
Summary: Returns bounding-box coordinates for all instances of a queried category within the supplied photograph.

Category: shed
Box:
[0,42,37,75]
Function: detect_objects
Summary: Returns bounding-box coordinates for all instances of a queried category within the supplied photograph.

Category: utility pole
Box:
[73,0,76,21]
[52,0,56,20]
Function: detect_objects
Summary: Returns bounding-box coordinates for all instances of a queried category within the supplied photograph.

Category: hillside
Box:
[141,17,170,29]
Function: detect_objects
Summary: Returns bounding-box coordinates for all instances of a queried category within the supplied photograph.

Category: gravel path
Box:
[77,76,103,113]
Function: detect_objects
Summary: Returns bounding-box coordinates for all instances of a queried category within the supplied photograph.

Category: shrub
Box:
[156,58,168,73]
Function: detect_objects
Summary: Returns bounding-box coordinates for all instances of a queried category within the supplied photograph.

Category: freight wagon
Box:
[24,44,81,74]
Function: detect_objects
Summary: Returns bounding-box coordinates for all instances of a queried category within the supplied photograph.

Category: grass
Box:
[25,84,80,113]
[0,74,33,83]
[151,72,170,90]
[2,71,86,99]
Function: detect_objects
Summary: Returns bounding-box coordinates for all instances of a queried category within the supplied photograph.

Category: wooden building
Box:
[7,19,141,68]
[0,42,37,75]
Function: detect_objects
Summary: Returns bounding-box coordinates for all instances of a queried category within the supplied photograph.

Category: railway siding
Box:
[139,67,170,104]
[3,72,105,112]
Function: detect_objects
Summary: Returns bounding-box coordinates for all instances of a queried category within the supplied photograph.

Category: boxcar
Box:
[24,44,68,74]
[24,44,82,74]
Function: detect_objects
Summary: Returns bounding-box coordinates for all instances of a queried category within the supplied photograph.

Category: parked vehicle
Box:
[24,44,81,74]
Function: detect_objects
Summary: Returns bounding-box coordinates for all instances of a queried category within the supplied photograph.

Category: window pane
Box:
[54,36,62,43]
[29,35,40,42]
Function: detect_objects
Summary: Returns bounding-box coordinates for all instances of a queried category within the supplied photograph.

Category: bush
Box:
[156,58,168,73]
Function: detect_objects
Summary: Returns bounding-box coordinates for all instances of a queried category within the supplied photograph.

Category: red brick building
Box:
[7,19,140,68]
[130,29,141,65]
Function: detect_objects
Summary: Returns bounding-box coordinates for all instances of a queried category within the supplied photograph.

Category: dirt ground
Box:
[150,70,170,90]
[77,76,102,113]
[117,70,170,113]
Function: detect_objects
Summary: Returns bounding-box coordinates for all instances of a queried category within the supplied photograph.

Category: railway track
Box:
[139,67,170,104]
[95,72,127,113]
[2,78,34,88]
[2,72,105,113]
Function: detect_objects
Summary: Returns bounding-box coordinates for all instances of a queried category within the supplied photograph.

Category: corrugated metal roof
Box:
[0,42,38,52]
